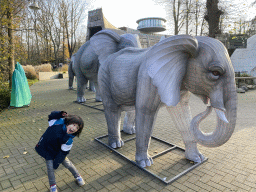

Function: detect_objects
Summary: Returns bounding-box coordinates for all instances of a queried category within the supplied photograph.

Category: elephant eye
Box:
[208,71,221,80]
[208,65,225,80]
[212,71,220,76]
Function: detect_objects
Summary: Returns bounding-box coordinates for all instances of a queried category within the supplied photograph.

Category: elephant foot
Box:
[135,153,153,168]
[95,97,102,102]
[108,137,124,148]
[77,97,86,103]
[123,125,135,135]
[185,143,205,163]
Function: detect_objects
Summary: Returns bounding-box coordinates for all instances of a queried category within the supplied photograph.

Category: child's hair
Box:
[64,115,84,137]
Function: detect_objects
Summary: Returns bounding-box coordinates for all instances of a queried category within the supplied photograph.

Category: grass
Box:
[28,79,39,86]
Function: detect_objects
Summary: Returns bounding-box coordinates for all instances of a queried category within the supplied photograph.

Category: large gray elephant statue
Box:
[70,30,142,103]
[97,34,237,167]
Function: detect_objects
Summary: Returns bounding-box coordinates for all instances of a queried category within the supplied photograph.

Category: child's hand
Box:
[62,112,68,117]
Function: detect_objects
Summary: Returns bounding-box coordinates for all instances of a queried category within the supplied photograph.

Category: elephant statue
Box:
[97,34,237,168]
[70,29,142,103]
[68,53,76,90]
[68,53,95,91]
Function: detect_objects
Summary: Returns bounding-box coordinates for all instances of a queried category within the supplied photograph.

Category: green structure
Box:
[10,63,32,107]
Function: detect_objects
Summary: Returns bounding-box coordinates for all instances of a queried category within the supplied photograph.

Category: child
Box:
[35,111,85,192]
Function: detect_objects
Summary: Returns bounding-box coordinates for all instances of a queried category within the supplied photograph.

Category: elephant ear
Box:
[118,34,142,50]
[146,35,198,106]
[90,29,121,64]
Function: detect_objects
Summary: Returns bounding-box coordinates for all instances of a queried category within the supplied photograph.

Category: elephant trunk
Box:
[190,81,237,147]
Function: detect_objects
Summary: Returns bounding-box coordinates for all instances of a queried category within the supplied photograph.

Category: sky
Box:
[87,0,256,35]
[88,0,167,29]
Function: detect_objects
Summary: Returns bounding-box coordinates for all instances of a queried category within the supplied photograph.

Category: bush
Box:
[23,65,38,80]
[0,81,11,112]
[61,64,69,72]
[34,63,52,73]
[22,63,53,80]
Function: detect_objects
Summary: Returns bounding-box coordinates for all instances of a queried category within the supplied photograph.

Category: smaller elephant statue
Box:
[71,29,142,103]
[97,34,237,168]
[68,54,96,92]
[68,53,76,90]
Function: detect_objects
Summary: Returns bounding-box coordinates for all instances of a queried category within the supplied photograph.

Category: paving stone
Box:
[1,78,256,191]
[11,179,22,189]
[1,180,12,189]
[23,181,34,190]
[206,180,226,191]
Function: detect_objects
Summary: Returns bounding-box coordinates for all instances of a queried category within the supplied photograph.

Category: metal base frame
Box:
[73,99,104,111]
[95,134,208,185]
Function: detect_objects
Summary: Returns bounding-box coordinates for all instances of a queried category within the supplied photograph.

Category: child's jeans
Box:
[46,157,80,186]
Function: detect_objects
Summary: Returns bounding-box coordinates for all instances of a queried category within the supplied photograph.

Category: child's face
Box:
[66,123,79,134]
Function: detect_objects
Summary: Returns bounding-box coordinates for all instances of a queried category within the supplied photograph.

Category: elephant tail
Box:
[90,29,121,65]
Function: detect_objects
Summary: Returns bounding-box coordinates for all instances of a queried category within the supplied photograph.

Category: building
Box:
[136,17,167,33]
[231,34,256,76]
[86,8,170,48]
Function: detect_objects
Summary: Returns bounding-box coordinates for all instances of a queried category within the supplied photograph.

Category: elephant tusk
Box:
[214,108,229,124]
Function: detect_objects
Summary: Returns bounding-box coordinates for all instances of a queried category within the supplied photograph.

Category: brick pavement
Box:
[0,78,256,192]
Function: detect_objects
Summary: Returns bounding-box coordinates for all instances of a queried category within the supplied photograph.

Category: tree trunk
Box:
[63,27,65,63]
[7,8,15,89]
[204,0,223,38]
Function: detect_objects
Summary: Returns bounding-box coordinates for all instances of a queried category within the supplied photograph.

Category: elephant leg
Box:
[68,76,74,89]
[89,81,96,92]
[135,110,156,167]
[166,90,205,163]
[99,79,123,148]
[94,82,102,102]
[123,111,135,134]
[104,103,124,148]
[76,73,88,103]
[68,62,75,89]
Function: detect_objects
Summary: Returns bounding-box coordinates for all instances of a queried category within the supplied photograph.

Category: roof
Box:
[136,17,167,24]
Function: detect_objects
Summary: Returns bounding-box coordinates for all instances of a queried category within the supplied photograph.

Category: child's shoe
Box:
[76,175,85,186]
[50,184,58,192]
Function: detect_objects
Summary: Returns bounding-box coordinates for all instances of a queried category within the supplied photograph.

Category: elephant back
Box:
[118,34,142,50]
[90,30,121,65]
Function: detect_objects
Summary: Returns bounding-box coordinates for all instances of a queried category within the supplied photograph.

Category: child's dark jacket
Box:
[35,111,74,169]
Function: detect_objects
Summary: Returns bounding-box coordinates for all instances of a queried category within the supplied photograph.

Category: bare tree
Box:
[193,0,206,36]
[154,0,207,35]
[58,0,87,58]
[173,0,186,35]
[185,0,192,34]
[155,0,185,35]
[38,0,62,66]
